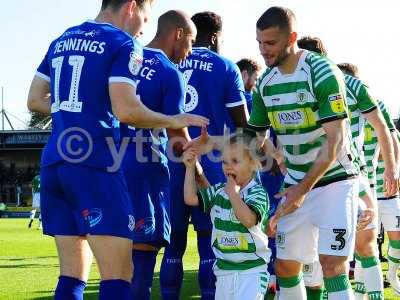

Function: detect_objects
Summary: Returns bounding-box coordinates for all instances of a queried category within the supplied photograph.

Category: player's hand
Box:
[182,148,197,168]
[357,208,374,231]
[170,113,209,129]
[183,126,214,155]
[384,168,399,197]
[275,184,307,216]
[224,175,240,196]
[266,213,279,237]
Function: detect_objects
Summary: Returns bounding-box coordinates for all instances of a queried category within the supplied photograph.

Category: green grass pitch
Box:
[0,219,398,299]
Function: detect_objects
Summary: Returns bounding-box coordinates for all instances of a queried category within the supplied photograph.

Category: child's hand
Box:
[183,149,197,168]
[224,175,240,196]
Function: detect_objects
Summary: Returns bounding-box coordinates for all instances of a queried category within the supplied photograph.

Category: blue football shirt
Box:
[176,47,246,170]
[36,20,143,170]
[120,47,185,172]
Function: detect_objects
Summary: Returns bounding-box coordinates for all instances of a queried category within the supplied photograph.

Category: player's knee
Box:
[319,255,347,277]
[275,259,301,277]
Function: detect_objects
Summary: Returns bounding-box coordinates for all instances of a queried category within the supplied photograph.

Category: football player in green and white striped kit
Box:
[296,37,399,300]
[364,108,400,296]
[248,7,398,300]
[183,132,270,300]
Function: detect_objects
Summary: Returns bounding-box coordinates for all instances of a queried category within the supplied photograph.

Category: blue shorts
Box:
[169,165,225,232]
[123,164,171,247]
[40,162,134,239]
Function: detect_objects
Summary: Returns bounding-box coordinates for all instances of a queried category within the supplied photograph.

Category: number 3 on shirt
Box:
[182,69,198,112]
[51,55,84,113]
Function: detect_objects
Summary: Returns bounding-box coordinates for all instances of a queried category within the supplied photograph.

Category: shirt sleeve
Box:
[245,185,269,223]
[198,183,223,213]
[355,85,377,114]
[162,67,185,115]
[313,63,348,123]
[248,82,270,131]
[109,39,143,89]
[378,100,396,131]
[36,52,51,82]
[224,61,246,108]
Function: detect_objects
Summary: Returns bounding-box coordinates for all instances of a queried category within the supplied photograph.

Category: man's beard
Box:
[269,44,290,68]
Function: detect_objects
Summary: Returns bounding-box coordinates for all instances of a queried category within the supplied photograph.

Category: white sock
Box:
[388,240,400,293]
[354,259,366,300]
[360,256,383,299]
[278,275,306,300]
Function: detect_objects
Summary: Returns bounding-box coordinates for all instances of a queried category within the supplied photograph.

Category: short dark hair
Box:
[337,63,359,78]
[256,6,296,33]
[236,58,261,75]
[156,10,192,37]
[297,36,327,56]
[191,11,222,39]
[101,0,150,12]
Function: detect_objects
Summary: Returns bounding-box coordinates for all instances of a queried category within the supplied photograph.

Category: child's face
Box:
[222,144,255,187]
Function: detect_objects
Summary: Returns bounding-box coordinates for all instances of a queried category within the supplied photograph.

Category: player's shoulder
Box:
[191,47,236,69]
[343,74,368,96]
[255,67,275,89]
[304,50,343,86]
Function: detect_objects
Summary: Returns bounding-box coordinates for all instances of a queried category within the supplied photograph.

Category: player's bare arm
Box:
[227,104,249,128]
[27,76,51,115]
[364,108,399,196]
[277,118,346,216]
[110,82,209,129]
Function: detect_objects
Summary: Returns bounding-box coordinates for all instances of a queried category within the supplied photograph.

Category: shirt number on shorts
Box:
[331,229,346,251]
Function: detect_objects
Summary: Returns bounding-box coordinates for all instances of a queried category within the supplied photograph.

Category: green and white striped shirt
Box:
[249,50,358,187]
[375,131,399,200]
[344,74,377,161]
[198,179,270,274]
[32,175,40,194]
[364,100,396,186]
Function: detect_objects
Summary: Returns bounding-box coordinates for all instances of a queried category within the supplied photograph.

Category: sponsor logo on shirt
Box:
[328,93,346,114]
[217,234,249,250]
[277,110,304,126]
[129,51,143,76]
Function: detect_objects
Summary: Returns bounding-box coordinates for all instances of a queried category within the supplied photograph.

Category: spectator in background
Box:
[0,201,6,218]
[236,58,261,113]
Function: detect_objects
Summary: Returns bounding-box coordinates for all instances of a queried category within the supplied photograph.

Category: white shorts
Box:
[276,179,358,263]
[215,270,269,300]
[378,197,400,232]
[303,261,323,287]
[32,193,40,208]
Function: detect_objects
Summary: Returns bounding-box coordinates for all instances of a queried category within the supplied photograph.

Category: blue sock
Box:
[54,275,86,300]
[197,234,216,300]
[160,230,187,300]
[131,250,157,300]
[267,237,276,276]
[99,279,131,300]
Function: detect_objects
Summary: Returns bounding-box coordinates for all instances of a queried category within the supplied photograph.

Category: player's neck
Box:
[147,38,173,60]
[95,10,123,30]
[278,48,303,75]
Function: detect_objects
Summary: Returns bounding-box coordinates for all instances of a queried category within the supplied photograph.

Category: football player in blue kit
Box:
[120,10,197,299]
[27,1,208,299]
[160,11,248,300]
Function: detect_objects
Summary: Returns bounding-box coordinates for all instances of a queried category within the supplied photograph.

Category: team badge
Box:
[276,232,286,245]
[328,93,346,113]
[297,89,308,104]
[129,50,143,76]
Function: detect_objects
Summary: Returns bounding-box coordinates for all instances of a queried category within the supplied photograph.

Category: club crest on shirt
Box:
[129,50,143,76]
[297,89,308,104]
